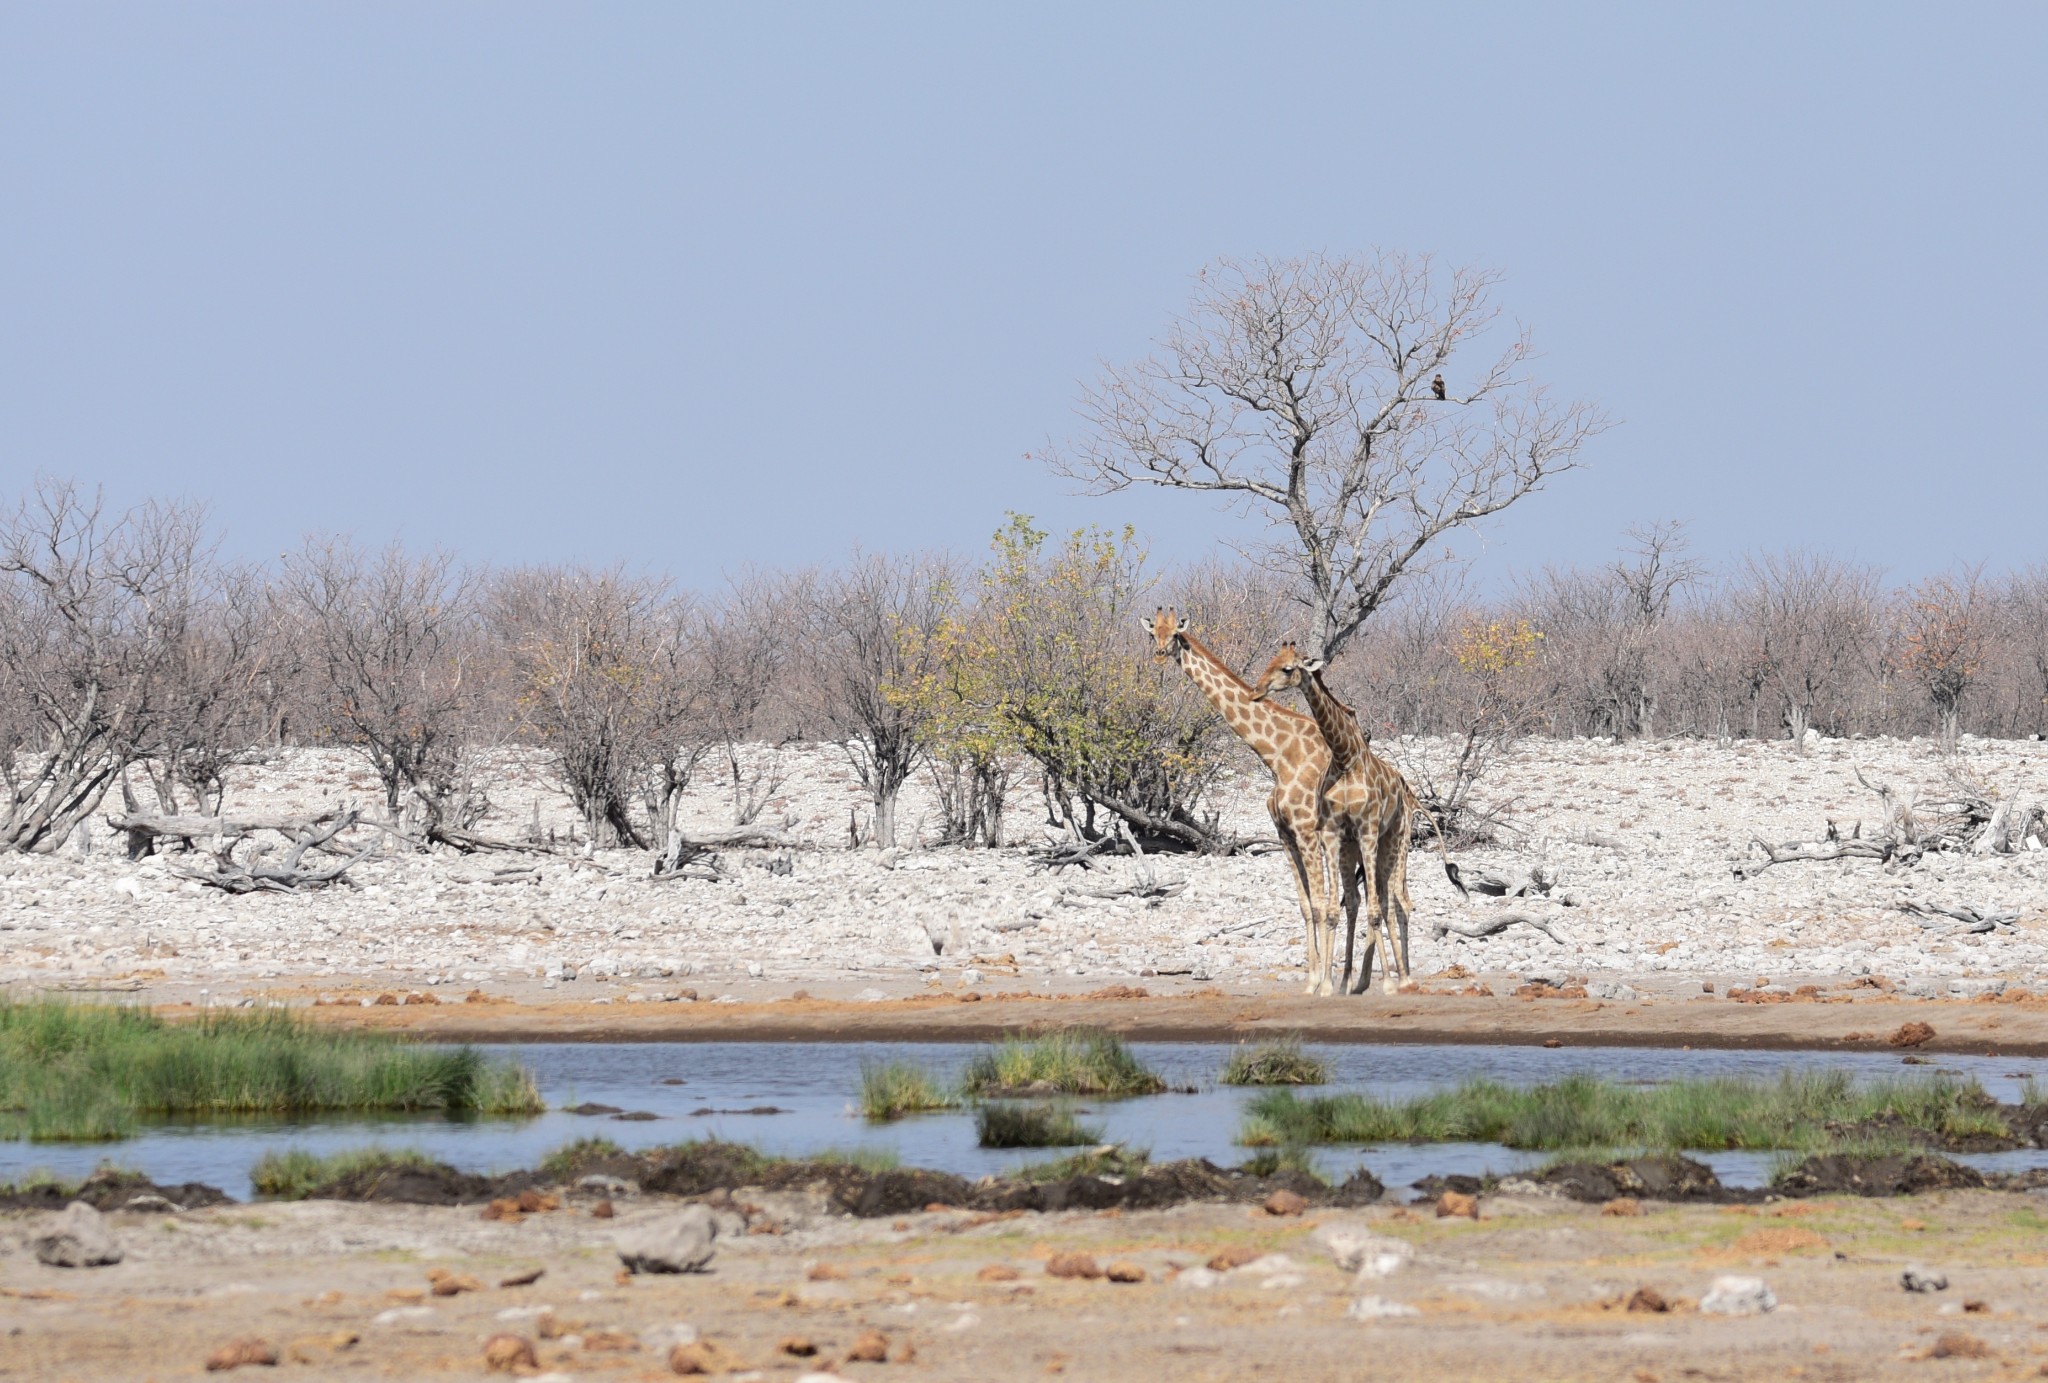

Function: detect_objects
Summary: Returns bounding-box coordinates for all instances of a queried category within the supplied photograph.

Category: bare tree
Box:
[807,552,960,850]
[1048,252,1608,659]
[1893,569,1988,746]
[0,482,201,852]
[1520,522,1702,737]
[1735,551,1883,747]
[491,566,704,850]
[280,538,490,845]
[132,562,277,817]
[696,570,808,827]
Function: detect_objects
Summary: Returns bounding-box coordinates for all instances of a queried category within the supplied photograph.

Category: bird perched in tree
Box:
[1431,374,1447,401]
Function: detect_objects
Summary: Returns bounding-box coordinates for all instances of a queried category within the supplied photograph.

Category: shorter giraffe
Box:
[1254,643,1467,994]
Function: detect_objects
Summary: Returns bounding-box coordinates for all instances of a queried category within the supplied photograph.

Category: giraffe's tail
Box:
[1403,782,1469,899]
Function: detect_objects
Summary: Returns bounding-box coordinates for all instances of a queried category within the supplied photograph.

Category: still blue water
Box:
[8,1042,2048,1199]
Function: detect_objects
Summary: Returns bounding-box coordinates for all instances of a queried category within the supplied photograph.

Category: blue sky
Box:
[2,3,2042,587]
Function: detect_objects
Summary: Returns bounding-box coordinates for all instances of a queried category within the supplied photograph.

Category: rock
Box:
[427,1268,483,1296]
[1175,1266,1221,1289]
[1045,1252,1103,1279]
[1347,1294,1421,1320]
[778,1336,818,1357]
[617,1205,719,1275]
[284,1332,359,1364]
[1104,1260,1147,1283]
[976,1264,1020,1282]
[1601,1197,1643,1217]
[641,1323,700,1352]
[577,1174,637,1197]
[1435,1190,1479,1220]
[1902,1265,1950,1293]
[1699,1275,1776,1315]
[1263,1189,1309,1216]
[846,1329,890,1362]
[1887,1021,1936,1048]
[1317,1227,1413,1278]
[203,1338,279,1371]
[120,1193,183,1213]
[1625,1287,1670,1313]
[33,1202,123,1268]
[1205,1244,1265,1272]
[498,1267,546,1287]
[1927,1331,1992,1359]
[591,1199,615,1219]
[371,1306,437,1328]
[670,1339,744,1375]
[483,1334,538,1373]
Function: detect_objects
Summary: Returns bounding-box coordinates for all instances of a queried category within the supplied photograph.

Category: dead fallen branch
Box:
[1897,901,2020,934]
[157,809,375,894]
[652,827,799,882]
[1733,835,1899,880]
[1432,910,1565,944]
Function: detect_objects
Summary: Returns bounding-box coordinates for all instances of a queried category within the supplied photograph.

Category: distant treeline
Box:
[2,482,2039,859]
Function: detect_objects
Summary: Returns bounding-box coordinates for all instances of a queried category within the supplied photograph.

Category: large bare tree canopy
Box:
[1048,252,1610,659]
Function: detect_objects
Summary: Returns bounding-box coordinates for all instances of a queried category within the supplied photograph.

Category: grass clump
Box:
[0,999,542,1142]
[250,1146,437,1200]
[1220,1036,1328,1087]
[1239,1070,2012,1153]
[976,1102,1103,1148]
[810,1146,903,1173]
[859,1060,957,1121]
[1236,1145,1325,1180]
[960,1028,1165,1098]
[539,1136,624,1180]
[1015,1144,1149,1182]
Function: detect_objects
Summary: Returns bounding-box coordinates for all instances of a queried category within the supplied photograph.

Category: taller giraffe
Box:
[1149,609,1345,996]
[1255,643,1468,994]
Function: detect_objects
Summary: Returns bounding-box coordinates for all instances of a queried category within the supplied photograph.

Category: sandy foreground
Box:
[9,1182,2048,1382]
[1,734,2044,1009]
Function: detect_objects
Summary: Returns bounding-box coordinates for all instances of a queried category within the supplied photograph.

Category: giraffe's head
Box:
[1250,642,1324,701]
[1147,606,1190,662]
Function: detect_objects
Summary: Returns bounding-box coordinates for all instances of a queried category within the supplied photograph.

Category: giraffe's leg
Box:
[1276,822,1325,997]
[1376,816,1412,991]
[1337,832,1364,995]
[1359,827,1392,999]
[1388,807,1415,986]
[1310,824,1345,998]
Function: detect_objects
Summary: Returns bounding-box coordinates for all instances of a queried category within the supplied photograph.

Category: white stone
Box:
[1347,1295,1421,1320]
[1699,1275,1776,1315]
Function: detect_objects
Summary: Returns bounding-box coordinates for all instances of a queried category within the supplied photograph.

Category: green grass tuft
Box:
[1236,1144,1326,1180]
[809,1146,903,1173]
[1014,1144,1149,1182]
[1239,1070,2012,1153]
[859,1060,958,1121]
[975,1101,1103,1148]
[1220,1036,1328,1087]
[539,1136,624,1180]
[0,998,542,1143]
[960,1028,1165,1098]
[250,1146,437,1200]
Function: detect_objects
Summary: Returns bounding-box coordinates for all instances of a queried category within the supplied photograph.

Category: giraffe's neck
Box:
[1299,670,1369,774]
[1175,634,1292,773]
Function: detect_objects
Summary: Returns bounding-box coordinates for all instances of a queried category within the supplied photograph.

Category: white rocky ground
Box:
[2,734,2045,1004]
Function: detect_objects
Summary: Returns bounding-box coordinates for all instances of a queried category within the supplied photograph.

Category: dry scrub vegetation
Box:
[3,479,2045,880]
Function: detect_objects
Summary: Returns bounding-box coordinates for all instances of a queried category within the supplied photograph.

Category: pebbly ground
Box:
[1,735,2045,1008]
[8,1179,2048,1381]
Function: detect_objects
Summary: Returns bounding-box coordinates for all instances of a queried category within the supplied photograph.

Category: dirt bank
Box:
[292,987,2048,1054]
